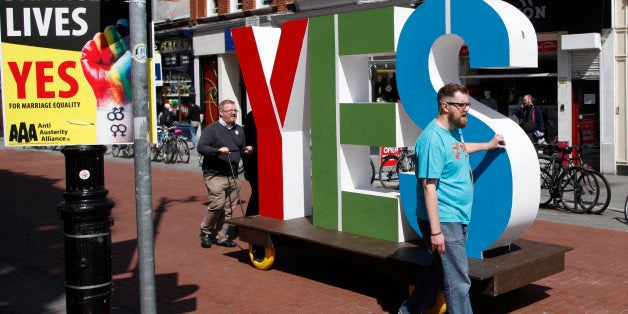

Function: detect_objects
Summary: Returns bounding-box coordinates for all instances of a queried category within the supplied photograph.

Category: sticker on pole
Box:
[134,44,148,63]
[79,170,91,180]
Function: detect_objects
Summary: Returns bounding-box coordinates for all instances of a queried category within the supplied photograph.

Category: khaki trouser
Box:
[200,174,239,243]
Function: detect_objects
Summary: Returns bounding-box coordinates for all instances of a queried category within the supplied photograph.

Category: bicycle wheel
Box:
[573,169,601,213]
[151,144,161,161]
[176,138,190,163]
[124,144,134,158]
[539,168,554,207]
[111,145,121,157]
[537,154,554,174]
[379,155,400,189]
[163,139,177,164]
[558,166,597,214]
[397,154,415,173]
[585,169,611,214]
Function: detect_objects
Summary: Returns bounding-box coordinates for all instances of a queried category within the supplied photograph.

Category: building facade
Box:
[152,0,627,175]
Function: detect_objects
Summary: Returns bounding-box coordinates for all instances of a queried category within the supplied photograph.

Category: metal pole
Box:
[57,145,114,313]
[129,0,157,312]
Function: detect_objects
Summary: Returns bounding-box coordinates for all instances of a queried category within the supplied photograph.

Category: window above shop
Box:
[232,0,242,12]
[209,0,218,15]
[258,0,272,7]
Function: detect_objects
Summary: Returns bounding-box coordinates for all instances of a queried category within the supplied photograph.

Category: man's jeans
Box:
[403,220,472,314]
[190,121,201,148]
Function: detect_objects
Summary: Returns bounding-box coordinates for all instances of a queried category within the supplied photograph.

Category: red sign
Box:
[538,40,557,52]
[380,146,400,166]
[459,40,557,56]
[578,113,597,145]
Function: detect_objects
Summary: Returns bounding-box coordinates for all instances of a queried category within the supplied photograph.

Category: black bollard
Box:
[57,145,115,313]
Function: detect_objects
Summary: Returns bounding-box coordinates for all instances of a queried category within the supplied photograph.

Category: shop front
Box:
[156,35,195,125]
[499,0,612,172]
[193,28,249,127]
[367,1,612,171]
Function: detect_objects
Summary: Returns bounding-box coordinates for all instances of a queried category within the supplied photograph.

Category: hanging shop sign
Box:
[160,38,191,53]
[459,40,556,56]
[1,0,133,146]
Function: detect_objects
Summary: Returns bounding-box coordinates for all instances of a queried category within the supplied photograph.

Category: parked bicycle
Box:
[151,126,190,164]
[536,143,610,214]
[379,147,415,189]
[111,144,134,158]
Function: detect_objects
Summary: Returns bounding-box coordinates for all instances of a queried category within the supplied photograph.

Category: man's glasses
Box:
[446,102,471,110]
[221,109,239,113]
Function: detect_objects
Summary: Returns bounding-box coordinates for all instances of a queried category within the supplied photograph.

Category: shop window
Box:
[369,58,398,103]
[160,37,194,123]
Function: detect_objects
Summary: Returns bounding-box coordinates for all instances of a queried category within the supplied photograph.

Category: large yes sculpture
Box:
[397,0,540,258]
[232,0,541,259]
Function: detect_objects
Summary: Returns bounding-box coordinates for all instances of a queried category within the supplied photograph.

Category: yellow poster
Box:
[1,1,132,146]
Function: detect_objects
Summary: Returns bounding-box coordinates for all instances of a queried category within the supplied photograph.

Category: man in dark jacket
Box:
[242,111,258,216]
[197,99,253,248]
[516,94,545,143]
[158,103,175,127]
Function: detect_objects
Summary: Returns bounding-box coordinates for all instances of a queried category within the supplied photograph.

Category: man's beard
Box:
[450,113,467,128]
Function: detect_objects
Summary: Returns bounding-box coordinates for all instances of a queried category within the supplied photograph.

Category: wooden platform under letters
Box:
[227,216,572,296]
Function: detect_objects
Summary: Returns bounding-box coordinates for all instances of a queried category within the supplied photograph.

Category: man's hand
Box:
[488,134,506,150]
[244,146,254,154]
[218,147,230,154]
[431,233,446,255]
[80,19,131,109]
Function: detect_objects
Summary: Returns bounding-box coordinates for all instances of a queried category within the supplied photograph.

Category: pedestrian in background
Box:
[197,99,253,248]
[516,94,545,143]
[399,83,505,314]
[188,101,203,149]
[242,111,258,216]
[158,103,175,128]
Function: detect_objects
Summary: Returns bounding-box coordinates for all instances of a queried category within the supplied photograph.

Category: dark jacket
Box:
[242,111,257,182]
[159,110,175,127]
[188,104,201,122]
[516,105,545,134]
[197,121,246,177]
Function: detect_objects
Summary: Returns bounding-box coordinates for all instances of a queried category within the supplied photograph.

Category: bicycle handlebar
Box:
[534,142,596,155]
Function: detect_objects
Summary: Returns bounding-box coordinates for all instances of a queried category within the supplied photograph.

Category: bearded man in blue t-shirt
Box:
[400,83,505,314]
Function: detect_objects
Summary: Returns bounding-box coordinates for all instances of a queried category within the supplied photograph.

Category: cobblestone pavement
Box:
[0,145,626,313]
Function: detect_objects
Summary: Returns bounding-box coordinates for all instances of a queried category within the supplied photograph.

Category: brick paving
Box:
[0,147,627,313]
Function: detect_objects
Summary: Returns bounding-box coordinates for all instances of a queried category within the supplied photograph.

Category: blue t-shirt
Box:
[414,120,473,224]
